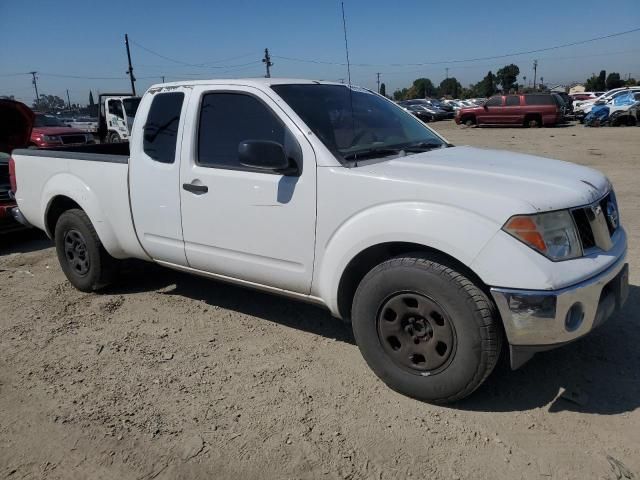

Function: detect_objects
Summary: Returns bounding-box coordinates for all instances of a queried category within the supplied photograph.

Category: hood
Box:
[32,126,86,135]
[357,146,609,222]
[0,99,34,153]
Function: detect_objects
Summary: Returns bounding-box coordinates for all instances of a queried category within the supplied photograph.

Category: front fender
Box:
[313,202,501,317]
[42,173,125,258]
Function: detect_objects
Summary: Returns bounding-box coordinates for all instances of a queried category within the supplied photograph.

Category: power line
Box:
[273,26,640,68]
[131,40,258,69]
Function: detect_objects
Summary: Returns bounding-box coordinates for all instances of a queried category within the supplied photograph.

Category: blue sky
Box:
[1,0,639,105]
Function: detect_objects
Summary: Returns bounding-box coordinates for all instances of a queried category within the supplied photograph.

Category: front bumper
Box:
[491,253,629,368]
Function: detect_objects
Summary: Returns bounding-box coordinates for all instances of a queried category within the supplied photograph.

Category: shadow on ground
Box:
[0,229,52,255]
[107,261,639,414]
[459,284,640,415]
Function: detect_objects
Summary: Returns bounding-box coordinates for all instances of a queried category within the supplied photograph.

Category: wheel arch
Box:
[335,242,491,321]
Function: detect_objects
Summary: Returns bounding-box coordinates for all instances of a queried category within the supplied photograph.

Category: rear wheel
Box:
[351,254,501,403]
[524,115,542,128]
[54,209,118,292]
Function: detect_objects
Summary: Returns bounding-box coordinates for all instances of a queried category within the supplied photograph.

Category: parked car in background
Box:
[9,78,628,403]
[570,92,600,102]
[455,93,563,127]
[399,100,452,120]
[575,87,640,120]
[63,117,98,134]
[0,99,33,233]
[30,113,95,148]
[402,104,435,122]
[552,92,573,114]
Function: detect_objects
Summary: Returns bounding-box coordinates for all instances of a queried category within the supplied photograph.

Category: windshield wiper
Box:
[342,147,401,161]
[401,141,450,152]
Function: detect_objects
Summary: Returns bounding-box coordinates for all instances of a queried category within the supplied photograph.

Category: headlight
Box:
[503,210,582,261]
[43,135,62,143]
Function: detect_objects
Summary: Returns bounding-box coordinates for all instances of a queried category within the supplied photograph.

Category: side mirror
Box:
[238,140,297,174]
[483,104,489,109]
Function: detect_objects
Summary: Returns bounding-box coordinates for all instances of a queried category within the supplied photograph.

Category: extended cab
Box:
[9,79,628,403]
[455,93,563,127]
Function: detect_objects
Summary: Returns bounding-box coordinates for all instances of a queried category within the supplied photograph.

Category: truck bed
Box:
[12,144,146,260]
[37,141,130,160]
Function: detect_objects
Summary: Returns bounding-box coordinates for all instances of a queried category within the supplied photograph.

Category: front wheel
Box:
[108,132,121,143]
[351,254,501,403]
[54,209,118,292]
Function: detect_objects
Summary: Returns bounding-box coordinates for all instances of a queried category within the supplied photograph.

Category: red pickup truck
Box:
[0,100,33,233]
[30,113,94,148]
[455,93,563,127]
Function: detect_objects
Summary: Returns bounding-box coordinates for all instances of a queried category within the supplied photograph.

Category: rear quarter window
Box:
[524,94,555,106]
[142,92,185,164]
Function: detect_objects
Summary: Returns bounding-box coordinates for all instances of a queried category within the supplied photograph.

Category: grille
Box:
[572,208,595,249]
[571,192,617,252]
[61,135,87,144]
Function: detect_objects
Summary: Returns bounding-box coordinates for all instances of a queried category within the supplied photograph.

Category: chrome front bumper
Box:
[491,253,629,367]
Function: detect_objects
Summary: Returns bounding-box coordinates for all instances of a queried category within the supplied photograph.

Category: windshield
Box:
[123,97,141,117]
[272,84,446,164]
[34,114,64,127]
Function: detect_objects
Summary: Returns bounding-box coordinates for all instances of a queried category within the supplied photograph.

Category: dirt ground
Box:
[1,121,639,480]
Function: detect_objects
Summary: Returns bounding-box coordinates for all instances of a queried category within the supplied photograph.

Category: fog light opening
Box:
[565,303,584,332]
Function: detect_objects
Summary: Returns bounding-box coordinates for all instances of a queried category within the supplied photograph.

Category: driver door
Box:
[179,86,317,294]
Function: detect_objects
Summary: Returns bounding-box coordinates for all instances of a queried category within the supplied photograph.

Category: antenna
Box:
[341,2,351,86]
[340,2,357,166]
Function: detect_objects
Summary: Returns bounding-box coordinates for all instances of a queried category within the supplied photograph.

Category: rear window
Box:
[524,94,555,105]
[143,92,184,164]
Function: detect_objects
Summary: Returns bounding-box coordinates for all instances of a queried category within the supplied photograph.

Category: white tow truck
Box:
[97,93,141,143]
[9,79,628,403]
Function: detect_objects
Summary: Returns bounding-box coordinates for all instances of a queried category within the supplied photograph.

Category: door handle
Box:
[183,183,209,194]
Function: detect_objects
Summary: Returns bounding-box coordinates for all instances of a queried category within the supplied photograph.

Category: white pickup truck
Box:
[9,79,628,403]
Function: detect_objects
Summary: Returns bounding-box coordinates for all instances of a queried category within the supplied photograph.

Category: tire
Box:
[524,115,542,128]
[54,209,118,292]
[108,132,121,143]
[462,116,475,127]
[351,254,501,403]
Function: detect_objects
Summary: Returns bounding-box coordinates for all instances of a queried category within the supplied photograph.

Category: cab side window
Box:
[198,93,285,170]
[485,97,503,107]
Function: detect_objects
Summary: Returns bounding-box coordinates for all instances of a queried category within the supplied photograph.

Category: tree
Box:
[625,78,637,86]
[393,88,409,100]
[379,82,386,97]
[407,78,437,99]
[438,77,462,98]
[606,72,624,90]
[585,70,607,91]
[32,94,65,111]
[495,64,520,92]
[89,91,95,106]
[478,71,496,97]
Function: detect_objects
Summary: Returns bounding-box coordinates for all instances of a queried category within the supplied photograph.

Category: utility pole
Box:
[533,59,538,90]
[262,48,273,78]
[125,34,136,96]
[66,89,71,110]
[161,76,165,83]
[376,72,381,93]
[29,71,39,105]
[445,67,449,79]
